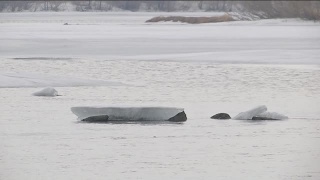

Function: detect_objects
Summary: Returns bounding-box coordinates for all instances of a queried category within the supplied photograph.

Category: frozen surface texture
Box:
[0,72,126,88]
[32,87,58,97]
[71,106,184,121]
[233,105,268,120]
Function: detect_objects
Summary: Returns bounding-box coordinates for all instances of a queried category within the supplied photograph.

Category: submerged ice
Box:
[71,106,185,121]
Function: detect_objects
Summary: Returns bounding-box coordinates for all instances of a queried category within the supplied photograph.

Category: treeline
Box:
[0,1,319,20]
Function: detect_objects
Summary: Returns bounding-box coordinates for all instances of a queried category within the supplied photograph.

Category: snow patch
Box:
[71,106,184,121]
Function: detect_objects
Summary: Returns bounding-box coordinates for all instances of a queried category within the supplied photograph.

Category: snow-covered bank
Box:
[71,106,185,121]
[0,72,126,88]
[146,14,235,24]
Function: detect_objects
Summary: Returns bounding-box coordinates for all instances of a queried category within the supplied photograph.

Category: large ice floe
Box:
[71,106,187,122]
[32,87,58,97]
[233,105,288,120]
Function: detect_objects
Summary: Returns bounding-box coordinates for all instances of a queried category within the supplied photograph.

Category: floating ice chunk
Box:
[233,105,267,120]
[32,87,58,97]
[254,111,288,120]
[71,106,186,121]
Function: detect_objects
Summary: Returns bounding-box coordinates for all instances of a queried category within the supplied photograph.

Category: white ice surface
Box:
[32,87,58,97]
[255,111,288,120]
[0,12,319,65]
[233,105,267,120]
[0,72,126,88]
[71,106,184,121]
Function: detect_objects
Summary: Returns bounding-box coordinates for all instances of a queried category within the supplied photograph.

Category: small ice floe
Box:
[233,105,288,120]
[71,106,187,122]
[233,105,267,120]
[32,87,58,97]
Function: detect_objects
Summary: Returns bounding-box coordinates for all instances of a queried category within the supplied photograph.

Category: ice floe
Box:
[32,87,58,97]
[233,105,288,120]
[233,105,268,120]
[71,106,186,122]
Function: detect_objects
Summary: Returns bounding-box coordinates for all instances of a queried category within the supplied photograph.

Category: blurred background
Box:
[0,1,319,20]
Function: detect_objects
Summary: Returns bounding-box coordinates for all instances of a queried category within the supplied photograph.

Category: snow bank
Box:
[233,105,267,120]
[0,72,126,88]
[71,106,184,121]
[32,87,58,97]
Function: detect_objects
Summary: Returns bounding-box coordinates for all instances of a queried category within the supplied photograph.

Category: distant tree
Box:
[0,0,319,20]
[98,1,102,10]
[198,1,203,10]
[87,0,91,10]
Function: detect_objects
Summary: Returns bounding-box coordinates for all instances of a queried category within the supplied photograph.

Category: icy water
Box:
[1,12,320,180]
[1,60,320,180]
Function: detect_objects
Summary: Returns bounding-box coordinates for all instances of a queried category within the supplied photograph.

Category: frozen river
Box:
[0,12,320,180]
